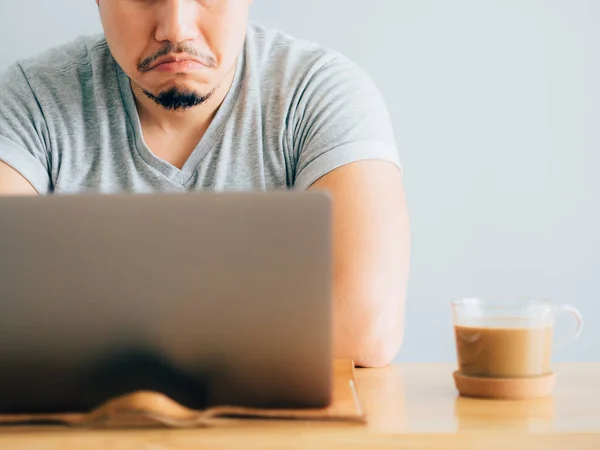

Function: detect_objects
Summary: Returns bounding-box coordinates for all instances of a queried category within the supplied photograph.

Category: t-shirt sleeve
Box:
[291,55,401,190]
[0,63,52,194]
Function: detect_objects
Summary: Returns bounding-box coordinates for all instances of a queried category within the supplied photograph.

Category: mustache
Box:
[138,43,218,72]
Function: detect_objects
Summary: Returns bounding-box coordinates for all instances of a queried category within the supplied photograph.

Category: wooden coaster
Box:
[453,371,556,400]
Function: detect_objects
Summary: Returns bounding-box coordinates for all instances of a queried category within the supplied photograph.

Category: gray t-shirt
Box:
[0,23,400,194]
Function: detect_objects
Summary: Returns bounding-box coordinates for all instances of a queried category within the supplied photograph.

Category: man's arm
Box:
[0,64,52,195]
[0,161,38,196]
[309,160,410,368]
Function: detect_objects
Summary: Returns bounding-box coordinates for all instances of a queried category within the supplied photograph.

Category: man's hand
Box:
[0,161,37,196]
[309,160,410,368]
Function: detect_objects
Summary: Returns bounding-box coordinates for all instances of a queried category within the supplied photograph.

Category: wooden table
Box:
[0,363,598,449]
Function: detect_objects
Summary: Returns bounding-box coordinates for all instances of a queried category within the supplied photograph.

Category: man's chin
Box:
[142,86,215,111]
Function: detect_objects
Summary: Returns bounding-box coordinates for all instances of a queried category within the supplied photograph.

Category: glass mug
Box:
[452,298,583,379]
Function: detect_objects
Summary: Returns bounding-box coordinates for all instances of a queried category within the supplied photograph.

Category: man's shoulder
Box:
[14,34,111,84]
[246,23,345,80]
[245,23,369,95]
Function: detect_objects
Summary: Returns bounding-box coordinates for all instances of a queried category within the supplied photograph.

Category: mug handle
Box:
[555,304,583,349]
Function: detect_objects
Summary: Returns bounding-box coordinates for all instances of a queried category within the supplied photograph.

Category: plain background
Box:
[0,1,597,362]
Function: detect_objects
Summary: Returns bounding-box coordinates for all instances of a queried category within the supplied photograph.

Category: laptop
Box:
[0,191,332,414]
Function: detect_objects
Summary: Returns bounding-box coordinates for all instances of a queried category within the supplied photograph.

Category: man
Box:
[0,0,410,367]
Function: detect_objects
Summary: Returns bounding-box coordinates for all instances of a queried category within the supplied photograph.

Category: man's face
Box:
[96,0,251,110]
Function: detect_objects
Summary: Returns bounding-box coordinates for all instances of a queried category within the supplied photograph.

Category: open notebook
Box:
[0,360,365,428]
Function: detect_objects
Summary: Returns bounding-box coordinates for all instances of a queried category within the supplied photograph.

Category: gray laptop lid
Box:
[0,192,332,414]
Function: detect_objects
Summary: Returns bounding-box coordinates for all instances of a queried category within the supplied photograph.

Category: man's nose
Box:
[154,0,201,44]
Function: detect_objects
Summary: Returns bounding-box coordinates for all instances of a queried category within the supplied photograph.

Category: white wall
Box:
[1,1,598,362]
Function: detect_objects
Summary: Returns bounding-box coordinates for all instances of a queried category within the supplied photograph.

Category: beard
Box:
[142,86,216,111]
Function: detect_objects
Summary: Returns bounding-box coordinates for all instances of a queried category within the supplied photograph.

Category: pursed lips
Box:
[149,55,206,70]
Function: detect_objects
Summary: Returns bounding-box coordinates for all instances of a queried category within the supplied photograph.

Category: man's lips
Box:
[149,55,207,71]
[152,60,207,73]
